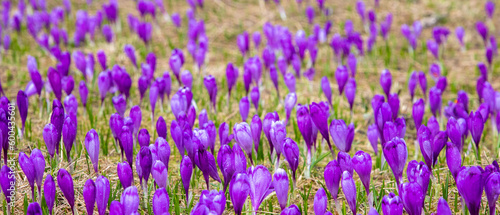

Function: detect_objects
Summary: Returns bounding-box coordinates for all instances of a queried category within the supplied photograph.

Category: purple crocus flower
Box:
[117,162,133,189]
[27,202,42,215]
[367,124,379,155]
[16,90,29,134]
[297,104,314,160]
[380,69,392,97]
[345,78,356,111]
[400,181,425,215]
[476,21,489,43]
[324,160,341,201]
[446,142,462,180]
[204,75,218,111]
[282,138,300,185]
[61,76,75,95]
[230,172,251,215]
[314,188,327,215]
[239,97,250,122]
[85,129,100,173]
[274,168,289,210]
[226,63,239,99]
[281,205,301,215]
[43,174,56,215]
[382,192,403,215]
[352,151,372,195]
[486,0,495,19]
[83,179,96,215]
[427,39,439,60]
[341,171,357,214]
[468,110,484,153]
[57,168,74,213]
[284,73,296,93]
[383,137,407,186]
[432,197,453,215]
[284,93,297,124]
[321,77,333,106]
[270,120,287,165]
[335,65,349,95]
[247,165,274,212]
[456,27,465,47]
[407,160,431,197]
[250,115,262,154]
[412,98,425,130]
[218,144,235,192]
[121,186,140,215]
[233,122,254,165]
[180,155,193,201]
[485,168,500,215]
[78,81,89,108]
[19,152,36,199]
[152,188,170,215]
[456,166,484,215]
[329,119,354,152]
[306,6,314,24]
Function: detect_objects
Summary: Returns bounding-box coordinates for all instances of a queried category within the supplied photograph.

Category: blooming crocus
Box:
[180,155,193,201]
[335,65,348,95]
[314,188,327,215]
[83,179,96,215]
[352,151,372,195]
[57,168,74,213]
[282,138,299,185]
[383,137,407,186]
[407,160,431,197]
[43,174,55,215]
[85,129,100,173]
[234,122,254,165]
[324,160,341,201]
[19,152,36,199]
[329,119,354,152]
[121,186,140,215]
[412,98,425,130]
[400,181,425,215]
[380,69,392,97]
[341,171,357,214]
[274,168,289,210]
[230,173,251,215]
[117,162,133,189]
[382,193,403,215]
[248,165,273,212]
[310,102,333,154]
[456,166,484,215]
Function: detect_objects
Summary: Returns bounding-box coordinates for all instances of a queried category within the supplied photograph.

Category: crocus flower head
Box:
[351,151,372,194]
[382,192,403,215]
[341,171,357,214]
[120,186,140,215]
[383,137,407,186]
[117,162,133,189]
[400,181,425,215]
[314,188,327,215]
[57,168,75,213]
[456,166,484,215]
[329,119,354,152]
[43,174,56,215]
[273,168,289,210]
[247,165,273,212]
[229,173,251,215]
[85,129,100,173]
[83,179,96,215]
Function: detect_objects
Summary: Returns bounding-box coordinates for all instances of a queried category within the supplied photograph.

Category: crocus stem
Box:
[305,148,312,179]
[143,181,148,209]
[275,155,280,171]
[248,153,254,165]
[31,188,35,202]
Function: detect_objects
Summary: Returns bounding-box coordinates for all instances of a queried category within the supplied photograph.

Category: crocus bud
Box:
[306,6,314,24]
[335,65,348,95]
[48,67,62,101]
[433,197,452,215]
[79,81,89,107]
[314,188,327,215]
[297,104,313,153]
[180,155,193,201]
[341,171,357,214]
[19,152,36,198]
[152,160,167,188]
[250,86,260,110]
[345,78,356,110]
[30,149,45,193]
[61,76,74,95]
[485,171,500,215]
[251,115,262,153]
[407,160,431,197]
[412,98,425,130]
[284,93,297,124]
[85,129,100,173]
[282,138,299,185]
[351,151,372,195]
[152,188,170,215]
[109,201,123,215]
[57,168,75,213]
[97,72,111,104]
[139,147,153,185]
[456,166,484,215]
[321,77,333,106]
[239,97,250,122]
[445,142,462,180]
[83,179,96,215]
[383,137,407,186]
[226,63,239,98]
[43,174,56,215]
[274,168,289,210]
[112,95,127,117]
[120,126,134,168]
[400,181,424,215]
[310,102,332,153]
[156,116,167,139]
[281,205,301,215]
[380,69,392,97]
[27,202,42,215]
[155,137,171,171]
[230,173,251,215]
[329,119,354,152]
[367,124,379,155]
[248,165,273,212]
[117,162,133,189]
[233,122,254,164]
[137,129,150,148]
[408,71,417,100]
[429,87,442,116]
[468,111,484,152]
[284,73,296,93]
[270,121,287,162]
[124,44,137,68]
[43,123,58,158]
[381,192,403,215]
[324,160,341,200]
[121,186,140,215]
[388,93,399,120]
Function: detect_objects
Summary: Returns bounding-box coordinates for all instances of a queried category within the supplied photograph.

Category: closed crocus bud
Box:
[335,65,349,95]
[109,201,123,215]
[310,102,333,154]
[382,192,403,215]
[61,76,75,95]
[270,65,280,96]
[218,144,235,192]
[341,171,357,214]
[314,188,327,215]
[57,168,75,213]
[124,44,137,68]
[230,173,251,215]
[270,121,287,163]
[226,63,239,98]
[367,124,379,155]
[180,70,193,89]
[408,71,417,100]
[233,143,248,174]
[43,174,56,215]
[180,155,193,201]
[468,111,484,152]
[95,175,110,215]
[412,98,425,130]
[306,6,314,24]
[321,77,333,106]
[427,39,439,59]
[120,126,134,168]
[97,72,111,105]
[152,160,167,188]
[152,188,170,215]
[62,116,77,162]
[85,129,100,173]
[263,112,280,154]
[83,179,96,215]
[446,142,462,180]
[154,117,167,140]
[19,152,36,198]
[248,165,273,212]
[485,171,500,215]
[387,93,400,120]
[27,202,42,215]
[233,122,254,164]
[284,93,297,123]
[282,138,299,185]
[274,168,289,210]
[329,119,354,152]
[486,0,495,18]
[351,151,372,195]
[79,81,89,107]
[429,87,442,116]
[253,32,261,50]
[239,97,250,122]
[337,151,353,176]
[380,69,392,97]
[30,149,45,193]
[284,73,296,93]
[138,129,150,148]
[117,162,133,189]
[204,75,218,111]
[345,78,356,111]
[400,181,424,215]
[112,95,127,117]
[457,166,484,215]
[250,86,260,111]
[324,160,341,202]
[139,147,153,185]
[251,115,262,153]
[43,123,58,158]
[297,104,313,155]
[407,160,431,197]
[432,197,452,215]
[383,137,407,186]
[281,205,301,215]
[121,186,140,215]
